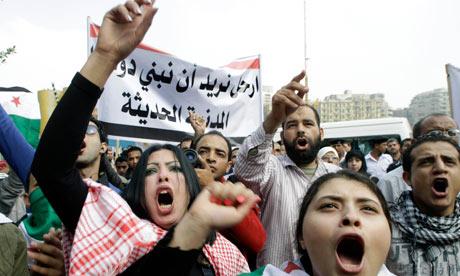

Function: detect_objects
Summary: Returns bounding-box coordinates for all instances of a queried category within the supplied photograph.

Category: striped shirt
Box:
[235,126,341,267]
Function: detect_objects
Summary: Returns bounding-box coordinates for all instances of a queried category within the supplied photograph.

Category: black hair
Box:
[281,104,321,129]
[115,156,128,164]
[370,138,388,148]
[179,136,193,146]
[193,131,232,161]
[123,144,201,220]
[89,116,108,144]
[402,135,460,174]
[295,170,391,274]
[126,146,143,156]
[344,149,368,175]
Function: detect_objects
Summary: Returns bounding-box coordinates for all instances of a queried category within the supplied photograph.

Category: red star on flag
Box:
[11,96,21,107]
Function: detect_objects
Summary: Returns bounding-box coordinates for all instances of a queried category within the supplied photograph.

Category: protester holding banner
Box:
[31,0,257,274]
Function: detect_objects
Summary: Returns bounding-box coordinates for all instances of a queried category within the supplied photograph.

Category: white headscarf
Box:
[317,146,339,159]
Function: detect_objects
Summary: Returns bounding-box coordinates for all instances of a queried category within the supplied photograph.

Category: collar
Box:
[280,154,323,171]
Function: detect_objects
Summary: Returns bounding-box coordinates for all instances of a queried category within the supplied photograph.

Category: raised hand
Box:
[170,181,260,250]
[188,111,206,137]
[80,0,158,88]
[263,71,308,133]
[96,0,158,65]
[194,154,214,188]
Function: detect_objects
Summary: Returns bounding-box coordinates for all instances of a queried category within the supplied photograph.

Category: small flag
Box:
[0,87,40,148]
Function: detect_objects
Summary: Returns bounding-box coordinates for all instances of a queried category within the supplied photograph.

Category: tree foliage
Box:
[0,46,16,64]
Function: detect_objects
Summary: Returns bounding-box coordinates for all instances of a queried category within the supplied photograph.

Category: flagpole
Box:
[303,0,309,101]
[446,64,453,119]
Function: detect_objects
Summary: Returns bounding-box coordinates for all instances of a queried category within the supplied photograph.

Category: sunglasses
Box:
[86,124,99,135]
[425,128,460,138]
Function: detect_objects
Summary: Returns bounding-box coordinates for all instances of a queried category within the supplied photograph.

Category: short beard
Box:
[283,135,321,166]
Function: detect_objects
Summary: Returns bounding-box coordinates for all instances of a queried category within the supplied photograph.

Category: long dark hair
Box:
[295,170,391,274]
[344,149,368,175]
[123,144,201,220]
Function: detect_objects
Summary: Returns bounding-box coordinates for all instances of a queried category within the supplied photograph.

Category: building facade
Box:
[407,88,451,125]
[319,90,391,122]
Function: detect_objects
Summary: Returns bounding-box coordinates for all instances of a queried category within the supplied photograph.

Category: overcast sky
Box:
[1,0,460,109]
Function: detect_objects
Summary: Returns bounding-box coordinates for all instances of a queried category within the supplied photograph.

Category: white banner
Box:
[88,21,263,143]
[446,63,460,127]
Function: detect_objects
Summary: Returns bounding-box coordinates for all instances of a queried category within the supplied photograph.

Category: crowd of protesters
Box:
[1,0,460,275]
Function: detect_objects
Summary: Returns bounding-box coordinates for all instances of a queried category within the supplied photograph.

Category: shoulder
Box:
[382,154,393,162]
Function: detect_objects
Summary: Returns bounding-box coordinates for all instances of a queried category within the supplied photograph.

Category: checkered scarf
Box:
[391,191,460,246]
[62,179,249,275]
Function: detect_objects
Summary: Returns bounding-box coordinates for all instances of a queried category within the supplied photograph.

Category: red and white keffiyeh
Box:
[62,179,249,275]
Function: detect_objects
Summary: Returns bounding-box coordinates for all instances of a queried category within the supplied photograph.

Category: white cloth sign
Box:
[88,21,263,143]
[446,64,460,128]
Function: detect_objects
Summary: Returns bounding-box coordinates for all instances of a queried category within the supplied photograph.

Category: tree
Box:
[0,46,16,64]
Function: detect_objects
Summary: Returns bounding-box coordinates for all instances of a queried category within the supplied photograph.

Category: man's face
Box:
[107,148,114,161]
[420,115,458,143]
[401,139,413,154]
[282,106,323,166]
[375,142,387,154]
[387,141,400,155]
[196,134,231,180]
[77,123,105,167]
[404,141,460,217]
[342,142,352,152]
[127,150,142,169]
[231,149,239,164]
[332,142,345,156]
[115,161,129,176]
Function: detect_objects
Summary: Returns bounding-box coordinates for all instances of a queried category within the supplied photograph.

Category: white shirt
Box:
[365,153,393,180]
[377,166,411,205]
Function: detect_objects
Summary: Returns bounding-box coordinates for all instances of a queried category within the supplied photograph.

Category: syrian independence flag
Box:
[0,87,40,148]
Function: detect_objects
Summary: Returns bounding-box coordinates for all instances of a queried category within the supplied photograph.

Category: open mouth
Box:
[296,137,308,147]
[432,178,448,196]
[336,235,364,273]
[157,190,173,209]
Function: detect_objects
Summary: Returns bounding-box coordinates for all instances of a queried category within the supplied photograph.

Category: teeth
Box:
[160,191,169,194]
[159,204,172,208]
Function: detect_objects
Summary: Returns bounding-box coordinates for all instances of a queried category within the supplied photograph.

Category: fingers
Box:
[135,0,158,40]
[291,70,306,83]
[30,264,63,276]
[43,228,63,249]
[206,181,259,207]
[197,154,210,170]
[28,250,63,272]
[274,90,303,110]
[126,0,143,16]
[194,167,214,188]
[30,242,64,261]
[113,4,134,23]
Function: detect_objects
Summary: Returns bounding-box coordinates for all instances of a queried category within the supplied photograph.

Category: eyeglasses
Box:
[424,128,460,138]
[86,124,99,135]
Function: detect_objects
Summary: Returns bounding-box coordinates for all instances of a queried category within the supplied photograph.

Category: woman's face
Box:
[299,179,391,276]
[347,157,362,172]
[321,152,339,165]
[144,149,190,229]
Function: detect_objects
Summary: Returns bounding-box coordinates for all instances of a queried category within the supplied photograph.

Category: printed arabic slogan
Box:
[88,20,263,143]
